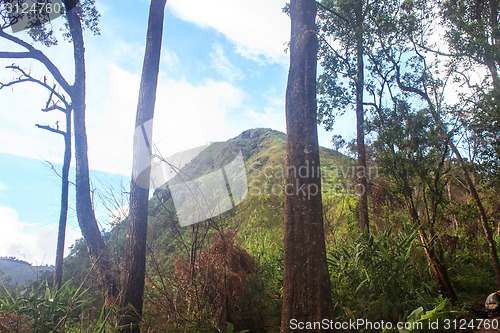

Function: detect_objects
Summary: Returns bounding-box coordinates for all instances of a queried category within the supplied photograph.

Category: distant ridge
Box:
[0,257,54,287]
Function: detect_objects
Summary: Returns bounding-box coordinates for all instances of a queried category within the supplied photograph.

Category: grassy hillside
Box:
[143,128,354,246]
[65,127,354,263]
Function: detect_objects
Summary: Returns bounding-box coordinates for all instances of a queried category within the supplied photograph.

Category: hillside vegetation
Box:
[37,128,493,332]
[0,128,497,332]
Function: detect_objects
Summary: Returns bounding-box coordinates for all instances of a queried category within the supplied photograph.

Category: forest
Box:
[0,0,499,332]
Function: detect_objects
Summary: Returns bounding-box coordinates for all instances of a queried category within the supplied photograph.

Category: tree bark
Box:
[354,0,369,233]
[280,1,334,332]
[53,108,72,289]
[120,0,166,331]
[64,1,119,299]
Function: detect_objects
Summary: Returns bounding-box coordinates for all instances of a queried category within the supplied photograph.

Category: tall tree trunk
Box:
[280,1,334,332]
[354,0,369,233]
[484,0,500,88]
[53,108,72,289]
[64,1,119,300]
[120,0,166,331]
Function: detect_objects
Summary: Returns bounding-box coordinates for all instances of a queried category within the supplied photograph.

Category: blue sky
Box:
[0,0,356,264]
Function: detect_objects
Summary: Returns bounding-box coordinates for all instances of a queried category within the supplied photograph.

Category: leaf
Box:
[407,306,424,322]
[226,322,234,333]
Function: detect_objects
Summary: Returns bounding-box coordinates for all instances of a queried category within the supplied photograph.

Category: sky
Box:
[0,0,357,265]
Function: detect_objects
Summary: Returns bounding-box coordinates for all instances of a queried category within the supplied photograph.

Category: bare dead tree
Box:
[0,63,72,289]
[0,1,120,298]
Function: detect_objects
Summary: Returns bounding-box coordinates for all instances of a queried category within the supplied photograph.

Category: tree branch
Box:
[0,30,71,92]
[42,104,68,113]
[35,123,66,136]
[1,65,70,110]
[316,1,351,26]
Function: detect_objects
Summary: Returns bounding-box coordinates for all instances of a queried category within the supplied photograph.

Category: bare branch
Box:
[42,159,76,187]
[42,104,67,113]
[413,40,483,65]
[0,77,31,88]
[363,101,379,111]
[35,123,66,136]
[318,34,355,82]
[0,30,71,92]
[1,65,70,110]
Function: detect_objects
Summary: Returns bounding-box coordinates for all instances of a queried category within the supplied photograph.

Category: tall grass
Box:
[328,227,433,322]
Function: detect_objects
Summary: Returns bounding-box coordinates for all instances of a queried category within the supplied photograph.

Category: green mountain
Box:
[60,127,355,331]
[145,127,353,238]
[66,127,354,264]
[0,257,53,287]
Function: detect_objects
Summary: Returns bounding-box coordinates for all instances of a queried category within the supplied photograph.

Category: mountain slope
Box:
[64,128,354,284]
[0,257,53,287]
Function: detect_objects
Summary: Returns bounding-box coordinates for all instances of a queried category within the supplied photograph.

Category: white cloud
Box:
[152,76,245,155]
[111,40,146,66]
[246,91,286,132]
[0,206,80,265]
[168,0,290,61]
[163,48,181,71]
[0,68,66,162]
[210,45,243,82]
[85,63,245,175]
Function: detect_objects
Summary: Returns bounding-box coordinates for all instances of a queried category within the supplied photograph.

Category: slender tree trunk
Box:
[354,0,369,233]
[53,108,72,289]
[64,1,119,300]
[392,56,500,288]
[449,141,500,287]
[281,1,333,331]
[470,0,500,286]
[411,207,457,303]
[121,0,166,331]
[423,243,457,303]
[484,0,500,89]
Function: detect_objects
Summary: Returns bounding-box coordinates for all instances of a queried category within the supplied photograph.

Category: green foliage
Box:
[328,228,432,322]
[217,322,249,333]
[449,247,498,303]
[441,0,500,67]
[243,228,283,295]
[59,127,500,330]
[398,298,449,333]
[465,87,500,185]
[0,280,90,332]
